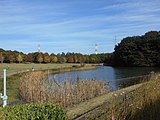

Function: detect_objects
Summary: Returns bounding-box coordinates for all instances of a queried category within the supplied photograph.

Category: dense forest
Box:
[113,31,160,66]
[0,48,109,64]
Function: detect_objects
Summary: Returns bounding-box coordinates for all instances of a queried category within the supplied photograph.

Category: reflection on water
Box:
[49,66,160,90]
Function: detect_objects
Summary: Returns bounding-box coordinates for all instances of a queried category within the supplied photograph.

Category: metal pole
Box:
[3,69,7,107]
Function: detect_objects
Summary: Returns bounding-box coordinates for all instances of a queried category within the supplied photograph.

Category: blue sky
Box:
[0,0,160,54]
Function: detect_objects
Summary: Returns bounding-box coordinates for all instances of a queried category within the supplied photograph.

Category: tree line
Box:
[111,31,160,66]
[1,30,158,66]
[0,48,110,64]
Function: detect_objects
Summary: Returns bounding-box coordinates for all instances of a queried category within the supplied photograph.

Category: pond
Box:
[49,66,160,90]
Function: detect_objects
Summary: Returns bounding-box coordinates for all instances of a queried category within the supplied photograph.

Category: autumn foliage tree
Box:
[17,54,23,63]
[43,52,50,63]
[0,49,109,64]
[36,53,43,63]
[50,54,58,63]
[26,53,34,62]
[67,55,74,63]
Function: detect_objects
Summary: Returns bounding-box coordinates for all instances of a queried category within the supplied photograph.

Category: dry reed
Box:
[103,73,160,120]
[19,71,107,107]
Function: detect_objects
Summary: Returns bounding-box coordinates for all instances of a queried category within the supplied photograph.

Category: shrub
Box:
[0,103,68,120]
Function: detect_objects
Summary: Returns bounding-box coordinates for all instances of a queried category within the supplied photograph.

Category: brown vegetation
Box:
[74,73,160,120]
[19,71,107,107]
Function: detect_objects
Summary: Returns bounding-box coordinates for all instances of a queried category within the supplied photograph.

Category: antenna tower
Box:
[95,44,98,55]
[38,44,40,53]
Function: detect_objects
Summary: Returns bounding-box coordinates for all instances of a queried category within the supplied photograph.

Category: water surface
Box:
[49,66,160,90]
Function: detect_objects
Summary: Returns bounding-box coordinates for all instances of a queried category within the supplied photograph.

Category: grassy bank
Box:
[0,63,97,77]
[0,74,21,104]
[67,84,143,119]
[0,63,97,105]
[67,73,160,120]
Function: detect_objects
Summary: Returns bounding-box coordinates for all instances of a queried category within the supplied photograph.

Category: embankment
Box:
[67,73,160,120]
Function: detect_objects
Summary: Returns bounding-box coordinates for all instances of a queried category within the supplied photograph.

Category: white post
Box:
[2,69,7,107]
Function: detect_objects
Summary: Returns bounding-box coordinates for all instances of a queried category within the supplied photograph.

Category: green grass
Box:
[0,74,21,104]
[0,63,93,76]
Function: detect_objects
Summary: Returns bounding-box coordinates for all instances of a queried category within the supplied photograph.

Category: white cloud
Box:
[0,0,160,53]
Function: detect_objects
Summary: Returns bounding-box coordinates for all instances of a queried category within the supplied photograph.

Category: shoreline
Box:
[0,63,97,78]
[49,65,97,75]
[67,83,144,119]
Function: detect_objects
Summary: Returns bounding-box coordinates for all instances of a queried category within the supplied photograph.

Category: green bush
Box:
[0,103,68,120]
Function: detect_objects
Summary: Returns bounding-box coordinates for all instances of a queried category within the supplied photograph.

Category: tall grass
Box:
[111,73,160,120]
[19,71,107,107]
[78,73,160,120]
